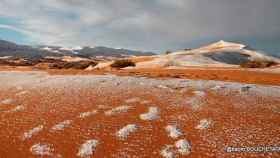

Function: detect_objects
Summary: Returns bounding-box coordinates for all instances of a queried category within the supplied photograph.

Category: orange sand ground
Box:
[1,66,280,86]
[0,68,279,158]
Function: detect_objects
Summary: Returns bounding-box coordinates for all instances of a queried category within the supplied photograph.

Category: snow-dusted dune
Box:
[135,41,280,68]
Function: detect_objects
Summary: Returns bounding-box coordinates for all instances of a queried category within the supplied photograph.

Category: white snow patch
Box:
[104,105,132,116]
[50,120,72,132]
[72,51,79,55]
[195,119,212,130]
[160,145,175,158]
[73,46,83,50]
[165,125,183,139]
[1,98,14,105]
[97,104,110,109]
[139,106,160,121]
[175,139,192,155]
[22,125,44,140]
[16,86,23,90]
[79,110,98,118]
[15,91,28,96]
[30,143,54,156]
[59,47,73,51]
[140,100,151,104]
[193,90,206,97]
[187,91,206,110]
[157,85,169,89]
[77,139,99,157]
[0,56,12,59]
[125,97,141,103]
[41,47,53,51]
[116,124,138,140]
[6,105,25,113]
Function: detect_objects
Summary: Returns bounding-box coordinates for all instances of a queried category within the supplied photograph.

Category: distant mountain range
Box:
[0,39,155,60]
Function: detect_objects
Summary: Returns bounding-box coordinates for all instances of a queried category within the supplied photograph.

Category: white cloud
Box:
[0,24,30,35]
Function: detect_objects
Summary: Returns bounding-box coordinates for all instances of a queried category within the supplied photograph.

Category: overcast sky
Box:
[0,0,279,54]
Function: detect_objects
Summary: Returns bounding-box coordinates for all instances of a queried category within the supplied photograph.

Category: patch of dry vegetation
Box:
[0,59,38,66]
[240,60,278,68]
[49,61,97,69]
[110,59,136,68]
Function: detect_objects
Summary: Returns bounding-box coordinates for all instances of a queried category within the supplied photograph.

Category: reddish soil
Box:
[1,66,280,86]
[0,71,279,158]
[114,68,280,86]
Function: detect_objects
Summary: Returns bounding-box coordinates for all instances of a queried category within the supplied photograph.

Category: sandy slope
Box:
[0,71,279,158]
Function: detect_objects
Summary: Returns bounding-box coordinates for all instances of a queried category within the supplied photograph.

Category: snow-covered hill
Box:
[135,41,280,68]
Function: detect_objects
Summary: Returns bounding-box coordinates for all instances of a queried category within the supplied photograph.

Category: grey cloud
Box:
[0,0,279,53]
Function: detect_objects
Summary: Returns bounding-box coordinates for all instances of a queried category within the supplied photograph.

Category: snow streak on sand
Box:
[97,104,110,110]
[15,91,28,96]
[196,119,212,130]
[77,139,99,157]
[22,125,44,140]
[79,110,98,119]
[50,120,72,132]
[125,97,141,104]
[104,105,132,116]
[30,143,54,156]
[187,90,206,110]
[140,100,151,105]
[116,124,138,140]
[165,125,183,139]
[139,106,160,121]
[193,90,206,97]
[1,98,14,105]
[6,105,24,113]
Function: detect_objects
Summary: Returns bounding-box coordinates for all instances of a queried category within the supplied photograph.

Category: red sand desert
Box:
[0,69,279,158]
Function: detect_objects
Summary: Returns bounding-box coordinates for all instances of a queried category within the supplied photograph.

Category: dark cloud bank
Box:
[0,0,279,55]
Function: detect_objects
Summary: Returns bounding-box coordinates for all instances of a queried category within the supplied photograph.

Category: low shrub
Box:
[240,60,278,68]
[165,50,172,55]
[49,61,97,69]
[0,59,37,66]
[110,59,136,68]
